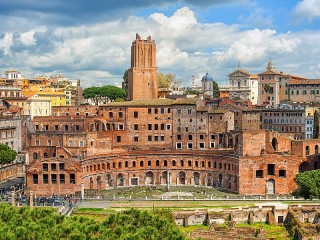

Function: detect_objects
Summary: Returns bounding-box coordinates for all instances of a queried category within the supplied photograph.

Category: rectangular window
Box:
[148,108,151,114]
[60,174,65,184]
[75,125,80,131]
[54,125,59,130]
[35,125,39,130]
[177,108,181,114]
[279,170,286,178]
[188,135,192,140]
[79,141,84,147]
[64,125,69,131]
[177,134,181,140]
[134,111,138,118]
[161,123,165,130]
[47,140,52,146]
[134,124,138,130]
[154,124,158,130]
[148,124,152,130]
[166,124,171,130]
[256,170,263,178]
[134,136,138,142]
[109,112,113,118]
[68,141,73,147]
[43,163,48,171]
[118,124,124,130]
[188,108,191,114]
[160,108,164,114]
[199,143,205,148]
[43,174,49,184]
[148,135,152,141]
[70,174,76,184]
[200,134,204,140]
[45,125,49,130]
[187,143,193,149]
[154,136,159,141]
[161,135,165,141]
[267,164,275,175]
[59,163,65,171]
[35,140,40,146]
[168,108,171,113]
[154,108,158,114]
[51,163,57,171]
[119,112,123,118]
[176,142,182,149]
[210,142,215,148]
[33,174,38,184]
[116,136,121,142]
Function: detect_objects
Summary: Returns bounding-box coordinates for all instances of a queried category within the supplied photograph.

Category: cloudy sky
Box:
[0,0,320,87]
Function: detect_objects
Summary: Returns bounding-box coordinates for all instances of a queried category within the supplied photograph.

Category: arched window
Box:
[112,162,116,168]
[156,160,159,167]
[132,161,136,167]
[164,160,167,167]
[315,145,319,155]
[107,163,110,169]
[118,162,122,168]
[172,160,176,166]
[140,161,144,167]
[33,152,37,160]
[125,161,128,168]
[306,146,310,155]
[188,160,192,167]
[195,161,199,167]
[43,152,48,158]
[180,160,184,167]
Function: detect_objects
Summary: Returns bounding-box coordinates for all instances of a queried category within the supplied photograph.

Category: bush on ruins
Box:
[293,169,320,199]
[0,143,18,164]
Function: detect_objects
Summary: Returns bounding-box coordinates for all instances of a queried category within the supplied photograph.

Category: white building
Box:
[201,72,214,97]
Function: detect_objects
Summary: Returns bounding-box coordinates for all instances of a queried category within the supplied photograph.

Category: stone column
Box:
[81,182,84,200]
[29,191,34,208]
[167,170,170,190]
[11,191,15,207]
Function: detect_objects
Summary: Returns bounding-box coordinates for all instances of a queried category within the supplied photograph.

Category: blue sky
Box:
[0,0,319,87]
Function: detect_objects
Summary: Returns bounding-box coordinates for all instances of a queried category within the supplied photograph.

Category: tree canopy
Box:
[83,85,126,105]
[158,73,176,89]
[0,205,184,240]
[0,144,17,164]
[212,80,220,98]
[185,89,200,95]
[293,169,320,199]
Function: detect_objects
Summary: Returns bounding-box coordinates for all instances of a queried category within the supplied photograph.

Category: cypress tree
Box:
[313,110,319,139]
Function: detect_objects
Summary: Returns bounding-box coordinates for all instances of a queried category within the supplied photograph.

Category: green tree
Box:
[0,144,17,164]
[158,73,176,88]
[313,110,319,139]
[212,80,220,98]
[122,69,129,93]
[185,89,200,95]
[83,86,125,105]
[293,169,320,199]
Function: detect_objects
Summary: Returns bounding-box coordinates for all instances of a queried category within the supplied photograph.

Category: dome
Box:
[202,72,213,81]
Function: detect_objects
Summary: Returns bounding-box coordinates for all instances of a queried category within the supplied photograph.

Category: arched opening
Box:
[272,138,278,151]
[97,175,102,190]
[145,171,154,185]
[299,162,309,173]
[315,145,319,155]
[90,177,93,190]
[218,174,223,187]
[172,160,176,166]
[132,161,136,168]
[266,179,275,195]
[43,152,48,158]
[306,146,310,155]
[161,171,168,184]
[140,161,144,167]
[106,174,112,188]
[164,160,167,167]
[178,172,186,185]
[207,173,213,186]
[125,161,128,168]
[180,160,184,166]
[117,173,124,187]
[194,172,200,185]
[33,152,38,160]
[107,163,110,169]
[118,162,122,168]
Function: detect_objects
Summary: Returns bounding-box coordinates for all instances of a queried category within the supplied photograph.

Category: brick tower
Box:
[127,34,158,100]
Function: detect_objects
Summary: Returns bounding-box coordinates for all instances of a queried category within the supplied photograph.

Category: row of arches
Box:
[85,171,238,192]
[83,159,237,174]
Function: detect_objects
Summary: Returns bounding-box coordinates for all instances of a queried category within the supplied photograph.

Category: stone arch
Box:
[106,174,112,188]
[178,171,186,185]
[161,171,168,184]
[266,179,275,195]
[207,173,213,186]
[299,162,309,173]
[145,171,154,185]
[117,173,124,187]
[194,172,200,185]
[97,175,102,190]
[90,177,93,190]
[272,138,278,151]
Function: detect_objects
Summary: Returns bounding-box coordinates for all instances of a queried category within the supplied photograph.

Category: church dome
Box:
[202,72,213,81]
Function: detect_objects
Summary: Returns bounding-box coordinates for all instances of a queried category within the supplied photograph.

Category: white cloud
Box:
[293,0,320,21]
[0,6,320,88]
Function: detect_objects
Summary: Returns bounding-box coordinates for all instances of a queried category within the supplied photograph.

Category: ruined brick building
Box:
[26,35,320,196]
